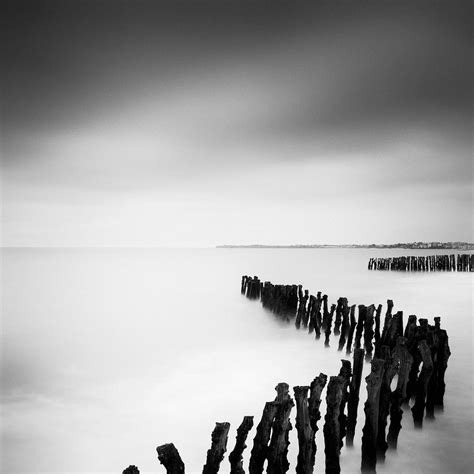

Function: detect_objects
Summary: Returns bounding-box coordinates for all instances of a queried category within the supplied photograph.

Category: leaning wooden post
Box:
[267,383,294,474]
[346,348,365,447]
[156,443,185,474]
[323,376,344,474]
[229,416,254,474]
[123,466,140,474]
[411,340,434,427]
[294,386,313,474]
[203,422,231,474]
[249,401,279,474]
[361,358,385,473]
[387,337,413,449]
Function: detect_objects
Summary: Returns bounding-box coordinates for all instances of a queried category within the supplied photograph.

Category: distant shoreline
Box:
[217,242,474,250]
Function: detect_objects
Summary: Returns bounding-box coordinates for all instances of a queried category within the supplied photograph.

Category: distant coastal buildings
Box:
[217,242,474,250]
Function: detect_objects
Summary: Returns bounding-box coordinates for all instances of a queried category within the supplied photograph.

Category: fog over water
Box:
[1,248,472,473]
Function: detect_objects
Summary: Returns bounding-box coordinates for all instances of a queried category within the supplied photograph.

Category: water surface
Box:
[1,248,472,473]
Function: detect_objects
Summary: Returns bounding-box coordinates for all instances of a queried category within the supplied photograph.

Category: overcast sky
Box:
[1,0,472,247]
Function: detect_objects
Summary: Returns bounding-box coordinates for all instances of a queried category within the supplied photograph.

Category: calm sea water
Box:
[1,248,473,474]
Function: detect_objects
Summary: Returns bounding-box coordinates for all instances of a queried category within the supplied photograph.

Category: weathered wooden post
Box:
[354,305,367,350]
[203,422,231,474]
[338,302,351,352]
[387,337,413,449]
[294,386,313,474]
[324,304,336,348]
[433,328,451,408]
[376,345,398,461]
[338,360,352,450]
[309,373,328,464]
[364,304,376,360]
[411,340,434,427]
[323,376,344,474]
[361,358,385,473]
[157,443,185,474]
[267,383,294,474]
[346,348,365,447]
[345,305,357,355]
[123,466,140,474]
[249,401,279,474]
[229,416,254,474]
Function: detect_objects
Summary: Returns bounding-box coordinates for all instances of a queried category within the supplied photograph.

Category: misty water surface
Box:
[1,248,473,473]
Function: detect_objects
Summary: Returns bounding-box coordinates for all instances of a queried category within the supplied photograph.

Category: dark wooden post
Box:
[203,423,231,474]
[267,383,294,474]
[433,329,451,408]
[338,302,351,352]
[323,376,344,474]
[387,337,413,449]
[354,305,367,350]
[309,373,328,465]
[338,360,352,450]
[294,386,313,474]
[157,443,185,474]
[345,305,357,355]
[361,358,385,473]
[229,416,254,474]
[364,304,376,360]
[123,466,140,474]
[346,348,365,447]
[324,304,336,348]
[249,401,279,474]
[376,346,398,461]
[411,340,434,427]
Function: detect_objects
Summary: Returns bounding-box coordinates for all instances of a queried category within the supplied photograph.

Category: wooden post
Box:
[323,376,344,474]
[376,346,398,461]
[157,443,185,474]
[309,372,328,464]
[345,305,357,355]
[338,302,351,352]
[267,383,294,474]
[361,358,385,473]
[354,305,367,350]
[294,386,313,474]
[364,305,376,360]
[203,422,231,474]
[387,337,413,449]
[338,360,352,450]
[433,329,451,408]
[346,348,364,447]
[123,466,140,474]
[411,340,434,427]
[229,416,254,474]
[249,401,279,474]
[324,304,336,347]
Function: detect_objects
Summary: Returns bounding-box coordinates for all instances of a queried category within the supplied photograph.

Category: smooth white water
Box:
[1,248,473,473]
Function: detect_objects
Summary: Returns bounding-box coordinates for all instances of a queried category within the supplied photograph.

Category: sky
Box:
[1,0,472,247]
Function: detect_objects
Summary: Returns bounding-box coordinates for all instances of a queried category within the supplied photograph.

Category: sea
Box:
[1,247,473,473]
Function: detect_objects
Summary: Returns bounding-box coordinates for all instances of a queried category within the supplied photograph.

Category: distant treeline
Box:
[217,242,474,250]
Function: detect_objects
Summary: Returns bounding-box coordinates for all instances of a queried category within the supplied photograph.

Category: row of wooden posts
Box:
[122,275,451,474]
[367,253,473,272]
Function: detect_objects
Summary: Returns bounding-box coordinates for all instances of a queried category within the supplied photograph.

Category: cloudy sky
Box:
[2,0,472,247]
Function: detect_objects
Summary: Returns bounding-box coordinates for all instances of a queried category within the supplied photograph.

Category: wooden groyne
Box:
[123,275,452,473]
[368,253,473,271]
